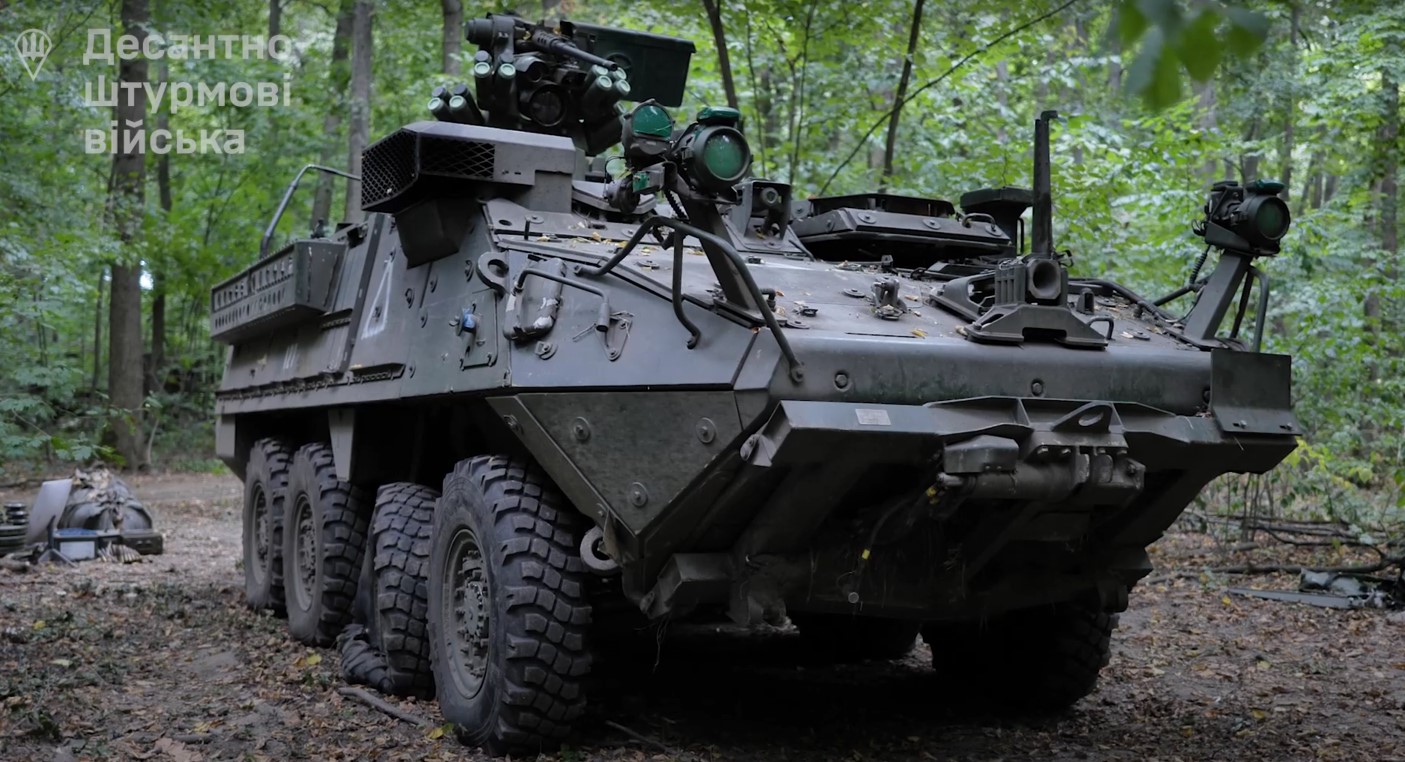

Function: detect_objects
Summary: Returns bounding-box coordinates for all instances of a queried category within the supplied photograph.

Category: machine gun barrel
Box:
[524,27,618,71]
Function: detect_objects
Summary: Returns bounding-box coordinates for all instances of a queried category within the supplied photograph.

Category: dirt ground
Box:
[3,472,1405,762]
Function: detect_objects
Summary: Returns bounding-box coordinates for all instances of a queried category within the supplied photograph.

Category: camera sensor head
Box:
[1196,179,1291,256]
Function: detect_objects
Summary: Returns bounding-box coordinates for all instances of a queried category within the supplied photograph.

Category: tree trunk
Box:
[881,0,926,187]
[742,7,768,173]
[91,267,104,392]
[785,2,817,185]
[700,0,739,110]
[1297,147,1319,217]
[344,0,374,223]
[312,0,356,230]
[1363,72,1398,375]
[994,61,1010,144]
[150,61,172,396]
[1380,71,1399,260]
[1241,118,1261,183]
[108,0,149,470]
[441,0,462,76]
[149,276,165,396]
[758,65,778,176]
[1280,4,1299,202]
[1107,6,1123,95]
[269,0,281,38]
[1196,80,1217,181]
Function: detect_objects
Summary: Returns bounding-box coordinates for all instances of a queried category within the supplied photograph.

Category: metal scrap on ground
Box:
[1230,568,1405,610]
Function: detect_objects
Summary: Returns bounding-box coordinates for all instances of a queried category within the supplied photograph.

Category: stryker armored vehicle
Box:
[214,14,1300,754]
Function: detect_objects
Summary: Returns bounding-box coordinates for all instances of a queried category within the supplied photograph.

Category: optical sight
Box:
[1194,179,1291,256]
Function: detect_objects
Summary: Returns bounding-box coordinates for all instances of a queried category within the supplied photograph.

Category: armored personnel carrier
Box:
[214,14,1300,754]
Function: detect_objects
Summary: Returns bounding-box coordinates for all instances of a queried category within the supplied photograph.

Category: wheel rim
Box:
[250,483,269,585]
[291,494,317,610]
[442,526,490,699]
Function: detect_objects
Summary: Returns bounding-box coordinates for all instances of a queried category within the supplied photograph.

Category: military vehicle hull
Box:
[217,195,1296,622]
[215,18,1299,754]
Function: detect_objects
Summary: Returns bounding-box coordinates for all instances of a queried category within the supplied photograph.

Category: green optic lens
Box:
[631,104,673,138]
[701,132,748,181]
[1255,199,1289,240]
[497,62,516,79]
[472,61,492,78]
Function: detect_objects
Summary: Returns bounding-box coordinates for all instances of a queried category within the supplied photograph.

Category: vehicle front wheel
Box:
[428,455,592,755]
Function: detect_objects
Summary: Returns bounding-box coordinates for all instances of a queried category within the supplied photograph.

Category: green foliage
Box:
[0,0,1399,521]
[1117,1,1269,109]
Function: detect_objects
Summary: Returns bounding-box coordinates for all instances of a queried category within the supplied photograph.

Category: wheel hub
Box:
[251,486,269,581]
[292,496,317,608]
[445,528,490,698]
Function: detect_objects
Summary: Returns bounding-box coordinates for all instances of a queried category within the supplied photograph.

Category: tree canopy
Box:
[0,0,1400,525]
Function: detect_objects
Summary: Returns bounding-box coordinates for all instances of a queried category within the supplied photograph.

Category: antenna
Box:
[1030,109,1057,259]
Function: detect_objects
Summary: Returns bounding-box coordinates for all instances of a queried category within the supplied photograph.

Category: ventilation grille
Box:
[359,130,416,209]
[422,136,496,179]
[360,129,496,213]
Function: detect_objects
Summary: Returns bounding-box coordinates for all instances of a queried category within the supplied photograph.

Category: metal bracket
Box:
[504,258,565,341]
[1209,350,1302,435]
[578,214,805,383]
[967,302,1110,348]
[510,262,612,339]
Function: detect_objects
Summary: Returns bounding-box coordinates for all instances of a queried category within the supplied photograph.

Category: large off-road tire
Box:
[368,482,439,697]
[428,456,592,756]
[243,438,292,613]
[283,443,370,646]
[791,613,921,662]
[923,600,1116,711]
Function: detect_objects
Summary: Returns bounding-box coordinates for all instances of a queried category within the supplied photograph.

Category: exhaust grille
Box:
[360,127,496,213]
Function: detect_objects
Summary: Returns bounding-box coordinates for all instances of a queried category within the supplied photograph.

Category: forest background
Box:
[0,0,1400,531]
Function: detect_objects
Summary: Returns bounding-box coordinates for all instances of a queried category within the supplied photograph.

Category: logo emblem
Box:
[15,29,52,80]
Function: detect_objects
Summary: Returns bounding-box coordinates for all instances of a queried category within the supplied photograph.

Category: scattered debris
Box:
[1229,588,1358,609]
[1,475,1404,761]
[1229,568,1404,610]
[61,466,157,536]
[336,623,395,695]
[335,686,432,729]
[12,466,163,562]
[604,720,676,755]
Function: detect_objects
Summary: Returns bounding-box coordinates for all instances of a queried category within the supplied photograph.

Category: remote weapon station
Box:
[215,14,1300,754]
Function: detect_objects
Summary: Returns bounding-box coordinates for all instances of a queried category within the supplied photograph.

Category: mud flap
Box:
[1209,350,1302,436]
